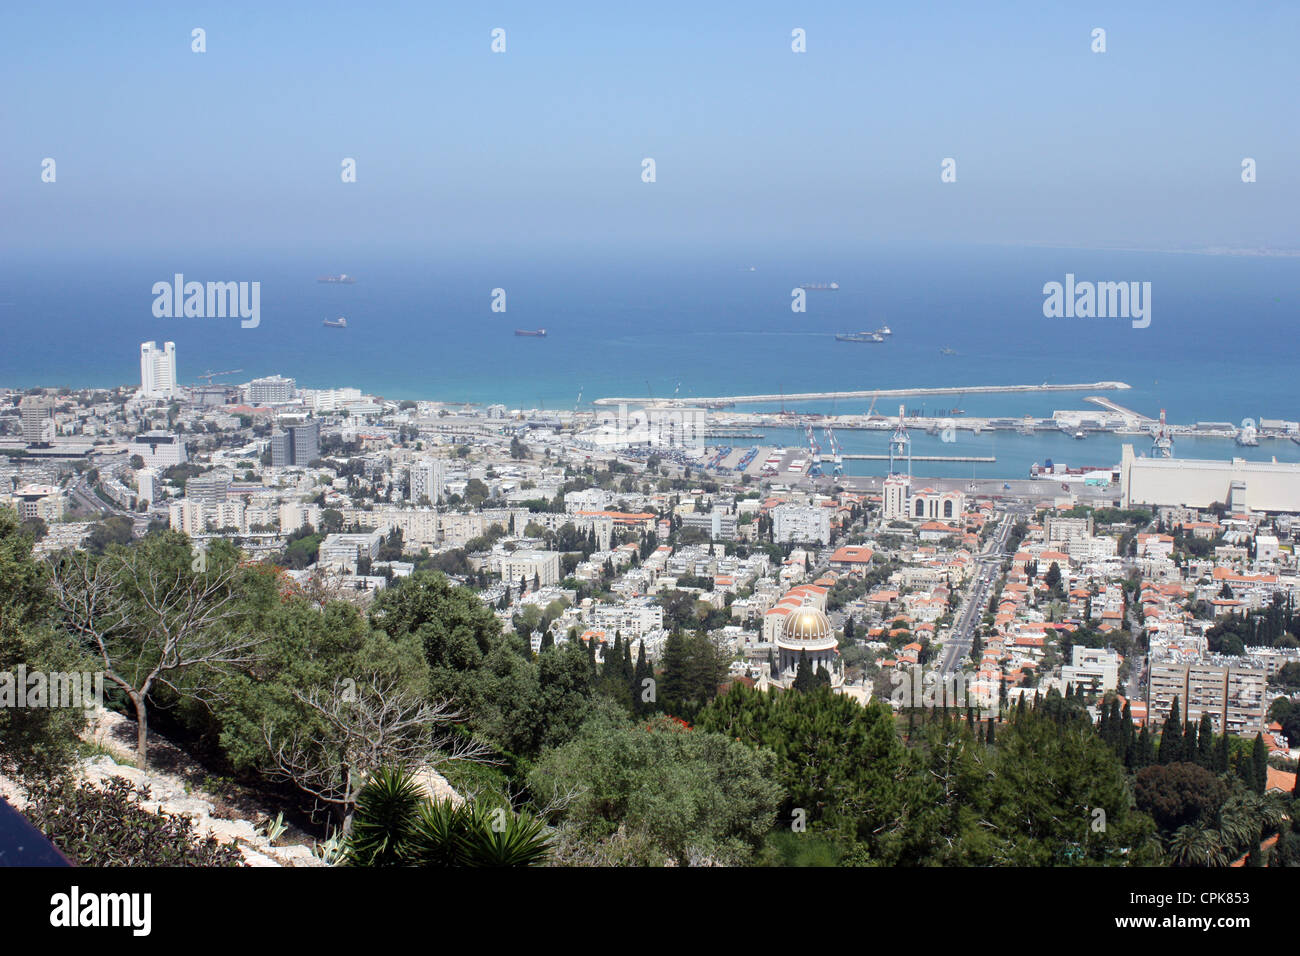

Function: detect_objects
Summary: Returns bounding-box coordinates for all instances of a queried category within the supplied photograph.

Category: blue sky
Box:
[2,0,1296,253]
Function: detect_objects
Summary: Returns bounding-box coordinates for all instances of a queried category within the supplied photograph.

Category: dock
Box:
[841,454,996,463]
[593,381,1130,407]
[1084,396,1153,422]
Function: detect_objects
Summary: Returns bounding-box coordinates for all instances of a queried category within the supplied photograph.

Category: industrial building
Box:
[1120,444,1300,513]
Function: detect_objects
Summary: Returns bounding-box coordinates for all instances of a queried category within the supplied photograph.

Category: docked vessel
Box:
[318,274,356,284]
[322,316,347,328]
[514,328,547,337]
[835,331,885,343]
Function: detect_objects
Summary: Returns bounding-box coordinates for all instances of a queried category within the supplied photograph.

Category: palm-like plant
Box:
[1166,825,1230,867]
[345,766,424,866]
[345,767,552,867]
[447,800,553,867]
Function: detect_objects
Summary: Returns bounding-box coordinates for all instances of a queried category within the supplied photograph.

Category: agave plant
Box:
[259,811,288,846]
[314,829,347,866]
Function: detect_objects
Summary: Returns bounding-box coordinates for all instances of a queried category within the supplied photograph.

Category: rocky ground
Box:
[3,706,466,867]
[2,707,327,867]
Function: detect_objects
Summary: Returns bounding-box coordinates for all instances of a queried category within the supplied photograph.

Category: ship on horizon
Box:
[835,331,885,343]
[318,274,356,284]
[514,328,547,337]
[799,281,839,290]
[323,316,347,328]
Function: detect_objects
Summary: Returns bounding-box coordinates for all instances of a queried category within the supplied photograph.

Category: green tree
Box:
[529,706,782,866]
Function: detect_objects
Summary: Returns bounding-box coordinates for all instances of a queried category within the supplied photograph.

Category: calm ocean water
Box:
[1,242,1295,477]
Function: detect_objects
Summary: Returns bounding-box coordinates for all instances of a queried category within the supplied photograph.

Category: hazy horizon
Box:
[3,0,1297,253]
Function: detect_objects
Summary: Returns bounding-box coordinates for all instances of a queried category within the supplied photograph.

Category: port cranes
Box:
[196,368,242,385]
[824,426,843,476]
[804,424,824,477]
[888,404,912,477]
[1151,408,1174,458]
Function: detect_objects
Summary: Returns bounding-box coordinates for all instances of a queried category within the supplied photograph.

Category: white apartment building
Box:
[169,499,247,535]
[1066,535,1119,561]
[304,387,362,413]
[772,504,832,545]
[139,341,177,398]
[130,431,187,468]
[590,601,664,640]
[499,550,562,589]
[278,501,322,533]
[245,375,297,405]
[9,484,64,523]
[1061,645,1121,693]
[409,459,445,505]
[318,531,385,572]
[883,476,910,521]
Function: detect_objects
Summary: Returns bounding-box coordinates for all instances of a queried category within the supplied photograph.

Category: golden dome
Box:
[783,604,832,643]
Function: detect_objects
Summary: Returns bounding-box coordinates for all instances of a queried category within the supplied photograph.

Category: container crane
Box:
[1151,408,1174,458]
[804,423,824,477]
[824,426,843,476]
[196,368,242,385]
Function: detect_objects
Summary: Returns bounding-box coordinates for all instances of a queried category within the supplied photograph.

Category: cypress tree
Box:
[1196,713,1214,767]
[1136,724,1153,768]
[540,629,554,652]
[1215,731,1230,774]
[793,650,814,692]
[1184,719,1198,760]
[1159,697,1183,764]
[985,718,995,745]
[660,630,690,706]
[632,641,651,714]
[1252,733,1268,794]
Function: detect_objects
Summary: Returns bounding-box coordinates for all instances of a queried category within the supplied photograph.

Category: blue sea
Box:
[2,241,1296,478]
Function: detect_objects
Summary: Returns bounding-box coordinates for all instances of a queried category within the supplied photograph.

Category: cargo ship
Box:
[318,274,356,284]
[835,331,885,343]
[514,328,547,337]
[323,316,347,328]
[799,282,839,290]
